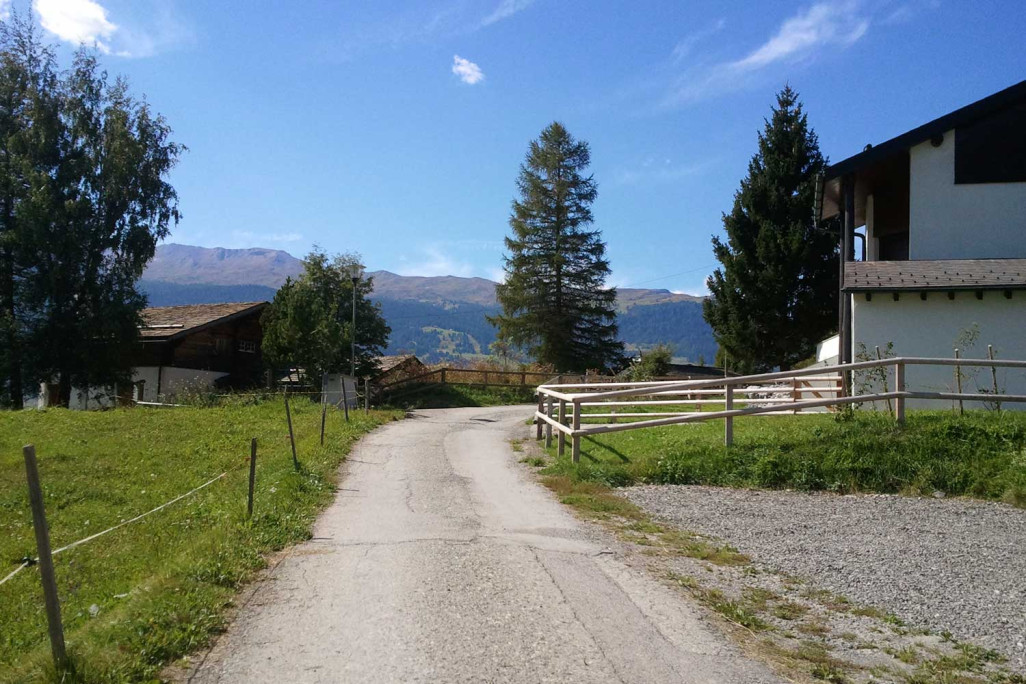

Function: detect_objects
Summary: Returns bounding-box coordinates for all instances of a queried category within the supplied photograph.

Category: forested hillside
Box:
[141,244,717,364]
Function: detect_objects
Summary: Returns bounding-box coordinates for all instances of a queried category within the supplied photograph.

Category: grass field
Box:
[543,411,1026,505]
[0,400,399,682]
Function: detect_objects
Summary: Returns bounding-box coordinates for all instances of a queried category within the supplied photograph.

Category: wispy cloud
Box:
[452,55,485,84]
[613,156,719,186]
[396,246,477,278]
[730,1,868,72]
[480,0,535,27]
[231,230,305,246]
[31,0,192,57]
[671,18,726,63]
[663,0,870,107]
[326,2,539,61]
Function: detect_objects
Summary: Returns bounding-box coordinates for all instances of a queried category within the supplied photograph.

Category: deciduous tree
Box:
[262,250,390,381]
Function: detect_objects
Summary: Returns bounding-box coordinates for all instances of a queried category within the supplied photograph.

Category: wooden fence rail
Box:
[534,356,1026,462]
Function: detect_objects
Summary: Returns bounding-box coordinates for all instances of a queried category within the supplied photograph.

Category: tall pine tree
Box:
[703,87,838,373]
[492,122,623,372]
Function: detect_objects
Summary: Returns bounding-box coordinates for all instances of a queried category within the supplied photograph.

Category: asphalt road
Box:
[190,405,778,683]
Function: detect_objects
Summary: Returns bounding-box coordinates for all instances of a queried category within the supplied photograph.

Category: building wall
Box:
[909,129,1026,260]
[851,291,1026,409]
[131,366,229,402]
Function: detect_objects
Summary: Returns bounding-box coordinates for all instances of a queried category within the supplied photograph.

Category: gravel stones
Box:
[624,485,1026,672]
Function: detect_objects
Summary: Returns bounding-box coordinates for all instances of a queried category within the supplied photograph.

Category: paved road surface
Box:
[191,406,778,683]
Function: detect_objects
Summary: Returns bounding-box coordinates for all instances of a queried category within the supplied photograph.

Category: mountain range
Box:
[141,244,717,363]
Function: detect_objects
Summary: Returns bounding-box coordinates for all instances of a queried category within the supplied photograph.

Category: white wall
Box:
[851,291,1026,409]
[909,129,1026,260]
[322,373,359,409]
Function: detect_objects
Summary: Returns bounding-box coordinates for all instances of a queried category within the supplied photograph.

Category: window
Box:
[238,340,257,354]
[954,103,1026,184]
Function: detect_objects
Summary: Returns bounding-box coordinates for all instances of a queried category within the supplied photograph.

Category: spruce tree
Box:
[703,86,838,373]
[492,122,623,372]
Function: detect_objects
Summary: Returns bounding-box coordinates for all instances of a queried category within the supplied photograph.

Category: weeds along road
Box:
[190,405,778,683]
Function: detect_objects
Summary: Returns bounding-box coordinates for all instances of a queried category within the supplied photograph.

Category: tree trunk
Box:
[0,243,23,410]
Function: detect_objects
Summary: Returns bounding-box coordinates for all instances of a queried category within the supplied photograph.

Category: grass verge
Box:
[543,411,1026,505]
[0,400,400,682]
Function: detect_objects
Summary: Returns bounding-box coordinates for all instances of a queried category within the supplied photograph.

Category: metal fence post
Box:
[724,383,734,447]
[557,399,566,456]
[23,445,68,675]
[571,399,581,463]
[544,397,553,448]
[894,361,905,424]
[320,390,327,445]
[247,439,258,518]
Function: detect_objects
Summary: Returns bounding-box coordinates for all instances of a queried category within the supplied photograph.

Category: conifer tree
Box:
[703,87,838,373]
[492,122,623,372]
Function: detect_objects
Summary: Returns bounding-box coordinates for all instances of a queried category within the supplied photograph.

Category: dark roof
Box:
[824,79,1026,181]
[844,259,1026,291]
[140,302,267,341]
[374,355,423,374]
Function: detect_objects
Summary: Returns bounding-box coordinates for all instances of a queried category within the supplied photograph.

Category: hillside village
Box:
[1,4,1025,684]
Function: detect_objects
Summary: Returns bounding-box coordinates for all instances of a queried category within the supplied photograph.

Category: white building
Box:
[820,80,1026,407]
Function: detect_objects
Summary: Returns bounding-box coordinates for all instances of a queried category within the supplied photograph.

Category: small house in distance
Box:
[820,79,1026,405]
[373,355,426,386]
[131,301,268,402]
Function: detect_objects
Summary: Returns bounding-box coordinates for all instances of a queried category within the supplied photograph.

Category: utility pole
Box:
[350,275,359,378]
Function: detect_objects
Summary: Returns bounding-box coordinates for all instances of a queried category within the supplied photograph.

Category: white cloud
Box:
[481,0,535,27]
[730,0,869,72]
[452,55,485,85]
[31,0,192,58]
[34,0,117,54]
[663,0,870,106]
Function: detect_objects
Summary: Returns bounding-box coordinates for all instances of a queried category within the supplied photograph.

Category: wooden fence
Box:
[534,357,1026,462]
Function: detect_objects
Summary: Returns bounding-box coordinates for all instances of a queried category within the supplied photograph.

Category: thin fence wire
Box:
[0,469,230,588]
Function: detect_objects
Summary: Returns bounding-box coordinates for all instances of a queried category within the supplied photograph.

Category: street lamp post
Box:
[350,275,359,378]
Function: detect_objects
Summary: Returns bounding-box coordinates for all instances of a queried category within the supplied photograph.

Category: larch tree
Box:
[703,86,838,373]
[491,122,623,372]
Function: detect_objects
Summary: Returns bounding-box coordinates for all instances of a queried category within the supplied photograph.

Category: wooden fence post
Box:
[571,400,581,463]
[23,445,68,675]
[536,394,544,440]
[557,399,566,456]
[320,391,327,445]
[724,384,734,447]
[544,397,553,448]
[247,438,258,518]
[876,346,893,415]
[954,348,964,415]
[894,361,905,424]
[340,377,350,423]
[285,396,299,470]
[989,345,1001,412]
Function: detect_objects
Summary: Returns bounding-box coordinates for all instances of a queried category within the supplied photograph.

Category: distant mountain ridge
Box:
[141,243,717,363]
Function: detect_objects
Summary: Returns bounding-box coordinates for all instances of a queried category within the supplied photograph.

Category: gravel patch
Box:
[624,485,1026,672]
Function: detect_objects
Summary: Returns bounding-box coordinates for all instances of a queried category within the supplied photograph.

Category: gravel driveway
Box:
[624,485,1026,671]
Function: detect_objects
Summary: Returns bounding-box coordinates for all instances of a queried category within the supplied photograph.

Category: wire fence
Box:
[2,394,360,676]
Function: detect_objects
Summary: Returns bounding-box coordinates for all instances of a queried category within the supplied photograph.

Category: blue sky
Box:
[17,0,1026,293]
